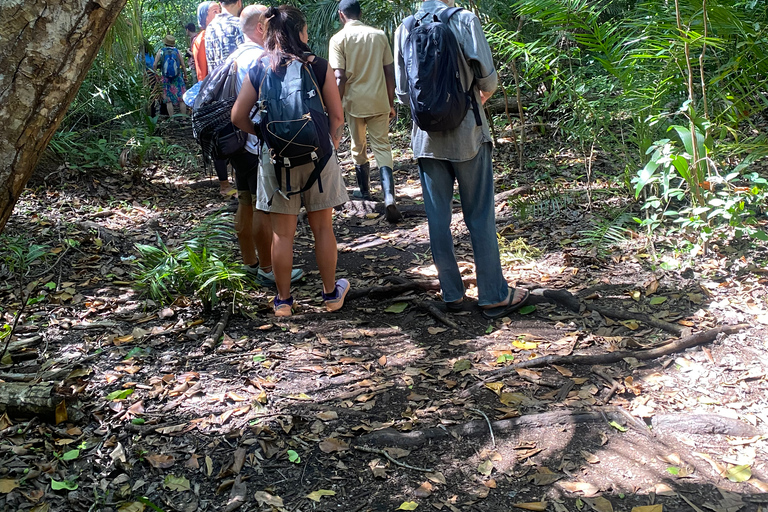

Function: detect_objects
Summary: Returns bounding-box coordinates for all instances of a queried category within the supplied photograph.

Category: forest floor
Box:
[1,117,768,512]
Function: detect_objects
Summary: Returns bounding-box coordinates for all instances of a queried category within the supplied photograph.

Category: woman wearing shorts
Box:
[231,5,349,317]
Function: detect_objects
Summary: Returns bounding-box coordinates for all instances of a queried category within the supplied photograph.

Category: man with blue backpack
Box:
[394,0,531,319]
[154,35,188,116]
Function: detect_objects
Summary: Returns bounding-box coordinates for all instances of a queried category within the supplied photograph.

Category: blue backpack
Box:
[161,47,181,79]
[254,55,332,201]
[402,7,481,131]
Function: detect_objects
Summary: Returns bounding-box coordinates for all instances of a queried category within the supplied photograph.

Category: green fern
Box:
[507,185,579,220]
[132,212,257,311]
[577,212,634,256]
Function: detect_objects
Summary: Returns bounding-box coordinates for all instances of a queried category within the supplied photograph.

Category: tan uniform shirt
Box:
[329,20,394,118]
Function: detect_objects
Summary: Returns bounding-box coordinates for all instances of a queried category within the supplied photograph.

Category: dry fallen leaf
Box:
[307,489,336,501]
[513,502,548,511]
[426,472,446,485]
[254,491,284,507]
[414,481,434,498]
[531,467,562,486]
[318,437,349,453]
[584,496,613,512]
[146,454,175,469]
[316,411,338,421]
[631,506,662,512]
[559,481,599,497]
[0,479,19,494]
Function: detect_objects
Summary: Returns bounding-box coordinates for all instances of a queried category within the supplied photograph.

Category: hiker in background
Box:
[229,5,304,287]
[205,0,244,74]
[192,1,221,83]
[394,0,531,319]
[184,22,198,82]
[329,0,402,223]
[204,0,243,197]
[231,5,349,317]
[154,35,188,116]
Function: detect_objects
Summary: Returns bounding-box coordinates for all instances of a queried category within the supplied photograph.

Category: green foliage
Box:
[634,130,768,242]
[133,212,258,311]
[497,235,542,266]
[507,185,578,220]
[578,212,634,257]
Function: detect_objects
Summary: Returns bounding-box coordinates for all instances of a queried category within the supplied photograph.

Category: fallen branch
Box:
[463,323,750,396]
[494,184,533,204]
[588,304,684,336]
[352,445,433,472]
[203,308,232,351]
[415,300,465,333]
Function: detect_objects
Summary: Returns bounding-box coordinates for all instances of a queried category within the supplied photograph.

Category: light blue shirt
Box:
[394,1,497,161]
[234,40,264,154]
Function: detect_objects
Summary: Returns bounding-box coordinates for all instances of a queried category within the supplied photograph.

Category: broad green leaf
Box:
[609,421,627,432]
[131,418,146,425]
[518,305,536,315]
[163,475,191,492]
[726,464,751,482]
[307,489,336,501]
[106,389,134,401]
[287,450,301,463]
[253,354,266,362]
[649,296,667,305]
[666,466,679,475]
[398,502,419,510]
[384,302,408,314]
[453,359,471,372]
[61,449,80,461]
[51,479,78,491]
[478,460,493,476]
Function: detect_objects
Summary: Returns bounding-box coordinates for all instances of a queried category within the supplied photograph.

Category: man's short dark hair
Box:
[338,0,361,19]
[221,0,239,4]
[185,22,196,32]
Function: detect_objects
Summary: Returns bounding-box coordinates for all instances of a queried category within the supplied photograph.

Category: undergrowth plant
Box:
[133,213,257,312]
[0,236,50,363]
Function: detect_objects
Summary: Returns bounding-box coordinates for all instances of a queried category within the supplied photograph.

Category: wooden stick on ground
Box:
[202,308,232,351]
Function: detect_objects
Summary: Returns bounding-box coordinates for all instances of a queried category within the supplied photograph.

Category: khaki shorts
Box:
[255,147,349,215]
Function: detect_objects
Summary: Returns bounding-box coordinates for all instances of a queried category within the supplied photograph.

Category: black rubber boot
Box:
[352,162,372,200]
[379,166,403,223]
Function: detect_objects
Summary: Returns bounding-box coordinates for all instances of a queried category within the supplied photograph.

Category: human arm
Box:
[153,50,162,72]
[333,69,348,102]
[462,15,498,102]
[232,75,259,136]
[383,63,395,118]
[322,65,344,150]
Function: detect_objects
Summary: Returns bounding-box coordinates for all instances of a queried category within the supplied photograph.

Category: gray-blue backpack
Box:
[253,55,332,201]
[402,7,481,131]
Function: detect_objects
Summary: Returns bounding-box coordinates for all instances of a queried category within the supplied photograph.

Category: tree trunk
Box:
[0,0,127,233]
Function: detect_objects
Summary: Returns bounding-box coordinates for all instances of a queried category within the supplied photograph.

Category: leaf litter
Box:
[0,122,766,511]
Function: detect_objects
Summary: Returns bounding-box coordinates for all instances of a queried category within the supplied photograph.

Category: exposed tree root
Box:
[464,323,750,395]
[355,407,759,450]
[356,409,610,449]
[587,304,685,336]
[652,413,762,437]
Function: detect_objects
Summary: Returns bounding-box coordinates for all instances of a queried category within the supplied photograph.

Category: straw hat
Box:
[163,34,176,46]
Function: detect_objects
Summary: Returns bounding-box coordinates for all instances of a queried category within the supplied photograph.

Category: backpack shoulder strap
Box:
[438,7,463,24]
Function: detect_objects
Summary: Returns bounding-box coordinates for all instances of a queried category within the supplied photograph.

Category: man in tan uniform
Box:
[329,0,402,222]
